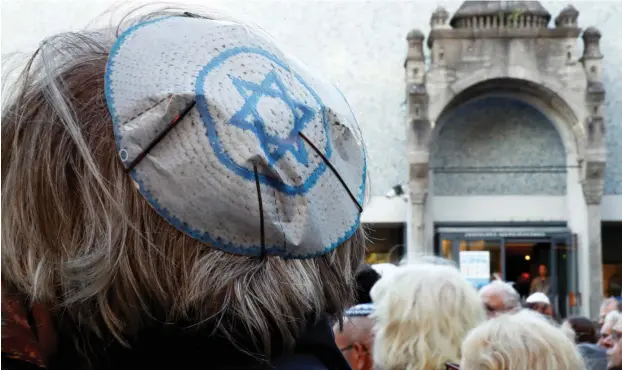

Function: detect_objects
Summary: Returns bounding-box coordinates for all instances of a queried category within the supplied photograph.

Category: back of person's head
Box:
[370,262,398,278]
[563,316,599,344]
[600,297,619,325]
[1,6,367,358]
[604,310,622,331]
[354,265,381,304]
[461,309,585,370]
[479,280,521,317]
[398,254,457,267]
[370,263,485,370]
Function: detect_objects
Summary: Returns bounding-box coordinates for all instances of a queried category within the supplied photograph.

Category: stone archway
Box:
[404,1,606,317]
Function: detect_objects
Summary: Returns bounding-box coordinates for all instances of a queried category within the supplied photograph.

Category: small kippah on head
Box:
[344,303,375,317]
[104,15,366,259]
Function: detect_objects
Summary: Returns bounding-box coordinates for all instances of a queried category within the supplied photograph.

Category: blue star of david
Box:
[228,70,315,166]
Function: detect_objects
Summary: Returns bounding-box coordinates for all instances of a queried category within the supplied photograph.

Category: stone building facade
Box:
[405,1,607,317]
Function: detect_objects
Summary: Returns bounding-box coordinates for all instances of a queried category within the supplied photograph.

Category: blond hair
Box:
[461,309,585,370]
[1,7,364,357]
[370,263,485,370]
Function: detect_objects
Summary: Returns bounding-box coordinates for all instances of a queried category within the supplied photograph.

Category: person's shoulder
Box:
[578,342,606,355]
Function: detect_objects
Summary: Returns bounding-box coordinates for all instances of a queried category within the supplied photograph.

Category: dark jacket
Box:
[2,292,351,370]
[577,343,607,370]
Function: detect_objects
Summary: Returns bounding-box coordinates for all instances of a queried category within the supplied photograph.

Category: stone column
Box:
[587,204,604,317]
[408,168,430,259]
[405,28,432,258]
[581,26,606,319]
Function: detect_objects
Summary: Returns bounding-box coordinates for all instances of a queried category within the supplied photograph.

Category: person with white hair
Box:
[461,309,585,370]
[371,263,398,277]
[607,318,622,369]
[0,7,366,370]
[601,298,621,325]
[398,255,457,267]
[479,280,521,319]
[601,311,622,349]
[370,263,485,370]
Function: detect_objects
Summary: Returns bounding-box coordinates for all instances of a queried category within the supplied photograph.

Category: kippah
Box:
[344,303,375,317]
[104,15,366,259]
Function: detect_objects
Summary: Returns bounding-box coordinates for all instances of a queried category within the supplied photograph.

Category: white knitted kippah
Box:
[344,303,374,317]
[104,15,366,258]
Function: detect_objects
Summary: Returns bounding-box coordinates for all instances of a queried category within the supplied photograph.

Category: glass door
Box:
[554,234,579,317]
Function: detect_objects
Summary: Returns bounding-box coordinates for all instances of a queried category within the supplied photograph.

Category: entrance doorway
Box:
[435,226,578,318]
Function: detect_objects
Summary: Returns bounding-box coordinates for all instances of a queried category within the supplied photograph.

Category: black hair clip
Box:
[298,132,363,214]
[125,100,196,172]
[183,12,204,19]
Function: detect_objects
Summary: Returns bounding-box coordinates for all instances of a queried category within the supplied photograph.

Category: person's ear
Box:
[352,342,370,370]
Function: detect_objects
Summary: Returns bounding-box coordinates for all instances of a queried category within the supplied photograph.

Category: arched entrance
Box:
[430,94,578,316]
[405,1,606,317]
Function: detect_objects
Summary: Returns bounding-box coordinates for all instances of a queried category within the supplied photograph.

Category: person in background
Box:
[333,304,375,370]
[354,266,381,305]
[563,317,607,370]
[370,263,397,278]
[607,318,622,370]
[525,292,554,317]
[514,272,531,300]
[0,7,367,370]
[398,255,457,267]
[601,298,621,326]
[601,311,622,349]
[563,316,600,344]
[371,262,485,370]
[479,280,521,319]
[461,309,585,370]
[530,264,551,295]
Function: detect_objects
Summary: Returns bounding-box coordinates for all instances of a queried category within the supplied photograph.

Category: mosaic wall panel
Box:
[431,97,567,195]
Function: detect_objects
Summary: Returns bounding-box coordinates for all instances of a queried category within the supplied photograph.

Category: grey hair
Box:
[1,6,365,358]
[480,280,521,310]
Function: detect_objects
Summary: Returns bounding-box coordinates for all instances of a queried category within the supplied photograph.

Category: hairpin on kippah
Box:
[299,132,363,214]
[125,100,196,172]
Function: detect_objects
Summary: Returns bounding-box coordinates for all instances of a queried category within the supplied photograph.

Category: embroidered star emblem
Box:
[228,70,315,166]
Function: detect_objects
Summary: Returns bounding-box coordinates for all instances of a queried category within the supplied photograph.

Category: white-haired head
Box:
[370,263,485,370]
[600,297,620,325]
[600,310,622,349]
[371,263,397,277]
[461,309,585,370]
[479,280,521,319]
[398,254,457,267]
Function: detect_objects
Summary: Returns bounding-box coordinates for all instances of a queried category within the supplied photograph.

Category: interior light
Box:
[525,255,531,261]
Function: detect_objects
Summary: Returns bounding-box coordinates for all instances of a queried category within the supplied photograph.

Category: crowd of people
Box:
[1,6,619,370]
[335,262,622,370]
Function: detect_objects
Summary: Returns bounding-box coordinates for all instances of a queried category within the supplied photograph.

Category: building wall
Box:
[4,1,622,204]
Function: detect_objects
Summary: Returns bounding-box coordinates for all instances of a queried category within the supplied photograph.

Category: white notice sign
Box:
[459,251,491,289]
